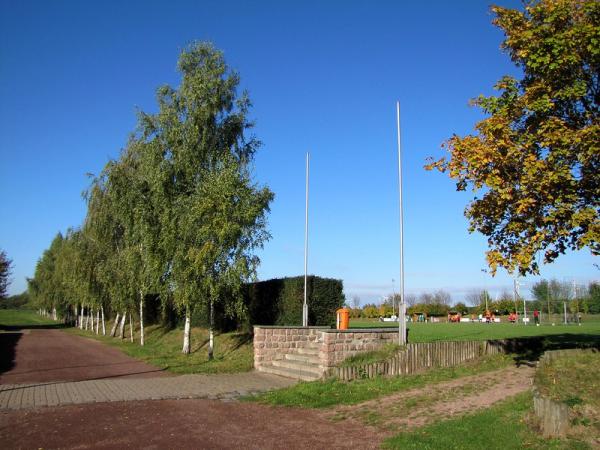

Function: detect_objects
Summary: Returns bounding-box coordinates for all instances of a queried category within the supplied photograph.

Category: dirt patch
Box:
[0,329,169,384]
[0,398,383,449]
[322,365,535,432]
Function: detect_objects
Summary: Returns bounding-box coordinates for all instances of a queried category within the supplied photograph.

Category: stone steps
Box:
[296,347,320,357]
[272,359,322,375]
[285,353,318,364]
[259,345,323,381]
[258,364,322,382]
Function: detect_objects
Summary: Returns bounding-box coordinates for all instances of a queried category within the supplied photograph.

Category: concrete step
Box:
[296,347,320,357]
[258,364,321,382]
[285,353,319,364]
[272,359,323,376]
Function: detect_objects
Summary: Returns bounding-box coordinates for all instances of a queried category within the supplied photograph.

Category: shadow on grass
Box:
[489,333,600,366]
[0,323,69,331]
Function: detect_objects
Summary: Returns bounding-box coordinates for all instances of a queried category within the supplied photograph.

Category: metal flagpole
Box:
[519,279,527,325]
[392,279,396,316]
[303,152,310,327]
[396,102,407,345]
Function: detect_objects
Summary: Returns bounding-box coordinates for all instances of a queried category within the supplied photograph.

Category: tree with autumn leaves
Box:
[428,0,599,276]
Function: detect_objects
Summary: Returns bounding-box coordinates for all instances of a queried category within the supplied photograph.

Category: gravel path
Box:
[0,329,170,384]
[0,399,382,449]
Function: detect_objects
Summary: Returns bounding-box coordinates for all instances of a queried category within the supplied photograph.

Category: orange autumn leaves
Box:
[427,0,599,276]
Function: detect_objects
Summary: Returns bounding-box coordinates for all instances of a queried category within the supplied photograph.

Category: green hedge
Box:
[141,275,345,331]
[245,275,345,328]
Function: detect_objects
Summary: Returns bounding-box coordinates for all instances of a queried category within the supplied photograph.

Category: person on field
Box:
[484,310,492,324]
[533,309,540,326]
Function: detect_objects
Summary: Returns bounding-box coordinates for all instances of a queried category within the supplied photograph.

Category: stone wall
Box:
[253,326,398,376]
[253,326,329,369]
[319,329,398,369]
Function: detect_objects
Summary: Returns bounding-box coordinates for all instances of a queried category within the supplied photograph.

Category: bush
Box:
[244,275,345,328]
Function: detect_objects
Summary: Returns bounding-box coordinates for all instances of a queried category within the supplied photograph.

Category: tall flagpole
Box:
[396,102,407,345]
[303,152,310,327]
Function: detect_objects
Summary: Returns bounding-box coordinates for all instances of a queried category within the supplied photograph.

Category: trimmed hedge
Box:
[245,275,345,328]
[141,275,345,331]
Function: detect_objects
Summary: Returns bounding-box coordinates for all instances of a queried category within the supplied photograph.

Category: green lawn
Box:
[248,353,514,408]
[67,323,254,374]
[383,392,589,450]
[0,309,254,374]
[0,309,61,328]
[350,318,600,343]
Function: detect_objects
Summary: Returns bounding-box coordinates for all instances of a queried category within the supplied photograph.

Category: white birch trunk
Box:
[182,306,191,354]
[139,294,145,346]
[101,306,106,335]
[208,299,214,360]
[95,309,100,334]
[129,313,134,343]
[110,313,120,337]
[53,307,57,321]
[80,306,84,329]
[118,312,126,339]
[85,309,89,330]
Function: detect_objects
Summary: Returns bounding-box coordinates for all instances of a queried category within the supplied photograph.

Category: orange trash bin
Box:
[336,308,350,330]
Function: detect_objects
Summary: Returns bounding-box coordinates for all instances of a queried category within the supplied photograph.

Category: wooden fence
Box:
[329,340,495,381]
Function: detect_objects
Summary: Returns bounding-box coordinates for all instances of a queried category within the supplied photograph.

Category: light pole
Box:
[396,101,406,345]
[303,152,310,327]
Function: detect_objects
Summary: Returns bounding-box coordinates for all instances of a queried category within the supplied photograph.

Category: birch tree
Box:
[137,42,273,354]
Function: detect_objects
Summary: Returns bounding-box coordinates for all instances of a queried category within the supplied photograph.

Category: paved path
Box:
[0,328,295,410]
[0,372,295,410]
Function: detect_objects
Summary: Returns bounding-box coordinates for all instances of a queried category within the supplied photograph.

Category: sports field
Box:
[350,316,600,342]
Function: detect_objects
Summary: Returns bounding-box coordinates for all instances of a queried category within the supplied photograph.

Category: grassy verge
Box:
[0,308,253,374]
[67,323,254,374]
[383,392,589,450]
[535,350,600,440]
[0,309,61,328]
[247,353,514,408]
[339,343,402,367]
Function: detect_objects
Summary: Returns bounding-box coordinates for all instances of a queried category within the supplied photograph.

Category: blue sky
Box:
[1,0,597,304]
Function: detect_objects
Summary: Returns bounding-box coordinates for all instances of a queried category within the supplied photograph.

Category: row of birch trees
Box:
[28,42,273,355]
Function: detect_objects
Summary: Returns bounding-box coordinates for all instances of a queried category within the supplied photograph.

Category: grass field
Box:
[0,309,61,328]
[350,318,600,343]
[0,309,254,374]
[382,392,589,450]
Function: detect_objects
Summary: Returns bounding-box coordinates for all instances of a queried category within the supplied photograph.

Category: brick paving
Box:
[0,372,295,410]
